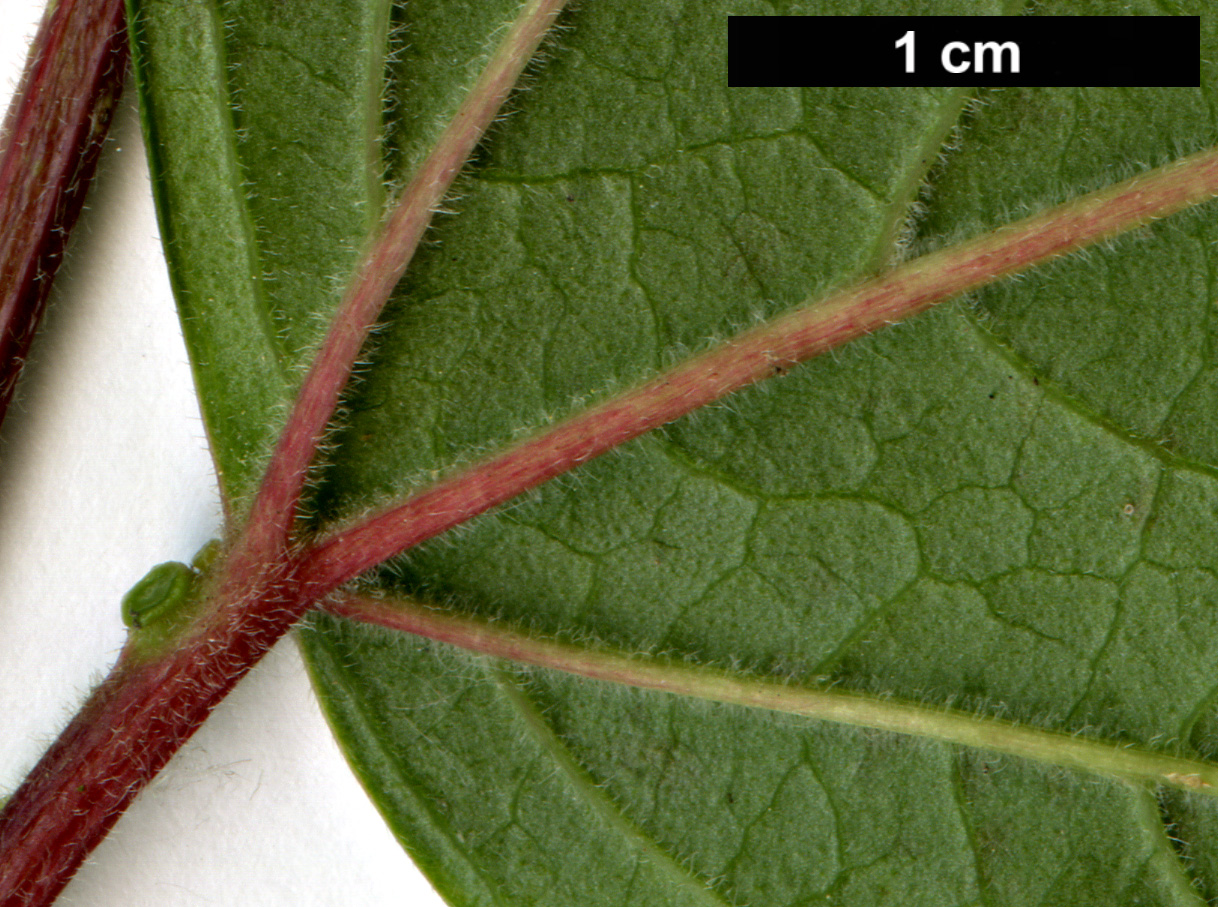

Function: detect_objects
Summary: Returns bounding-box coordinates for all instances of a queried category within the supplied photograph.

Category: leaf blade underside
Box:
[132,0,1218,904]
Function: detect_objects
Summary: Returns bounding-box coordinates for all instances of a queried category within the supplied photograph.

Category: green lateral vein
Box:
[1132,790,1209,907]
[963,310,1218,484]
[948,757,993,907]
[298,633,511,907]
[129,0,290,502]
[326,594,1218,798]
[864,6,1026,274]
[207,11,285,376]
[863,85,975,273]
[360,0,393,232]
[492,671,734,907]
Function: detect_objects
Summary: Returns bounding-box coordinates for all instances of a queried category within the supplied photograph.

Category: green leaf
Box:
[130,0,1218,904]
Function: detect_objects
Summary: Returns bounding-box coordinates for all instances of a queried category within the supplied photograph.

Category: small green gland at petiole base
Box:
[120,561,197,631]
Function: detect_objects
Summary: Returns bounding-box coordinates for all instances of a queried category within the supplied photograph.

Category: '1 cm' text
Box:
[895,30,1021,74]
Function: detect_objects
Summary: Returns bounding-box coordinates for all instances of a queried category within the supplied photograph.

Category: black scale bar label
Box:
[728,16,1199,88]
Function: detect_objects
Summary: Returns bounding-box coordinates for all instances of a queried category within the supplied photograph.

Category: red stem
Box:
[0,3,568,902]
[0,0,128,430]
[1,144,1215,907]
[297,145,1218,592]
[0,561,305,907]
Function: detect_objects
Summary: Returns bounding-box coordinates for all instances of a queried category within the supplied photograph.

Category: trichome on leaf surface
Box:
[3,0,1218,905]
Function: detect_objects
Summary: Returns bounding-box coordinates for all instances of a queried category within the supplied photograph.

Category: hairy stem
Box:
[2,124,1215,904]
[2,9,1216,896]
[299,145,1218,593]
[0,2,567,902]
[236,0,570,572]
[0,0,128,431]
[324,593,1218,794]
[0,562,302,907]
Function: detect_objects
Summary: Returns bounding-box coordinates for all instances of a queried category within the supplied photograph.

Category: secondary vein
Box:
[494,671,735,907]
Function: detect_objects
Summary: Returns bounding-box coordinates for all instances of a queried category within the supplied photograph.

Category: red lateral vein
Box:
[298,145,1218,594]
[323,592,1218,795]
[2,5,1217,901]
[0,3,570,903]
[236,0,571,571]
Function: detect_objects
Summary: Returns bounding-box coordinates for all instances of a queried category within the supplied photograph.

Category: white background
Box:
[0,4,446,904]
